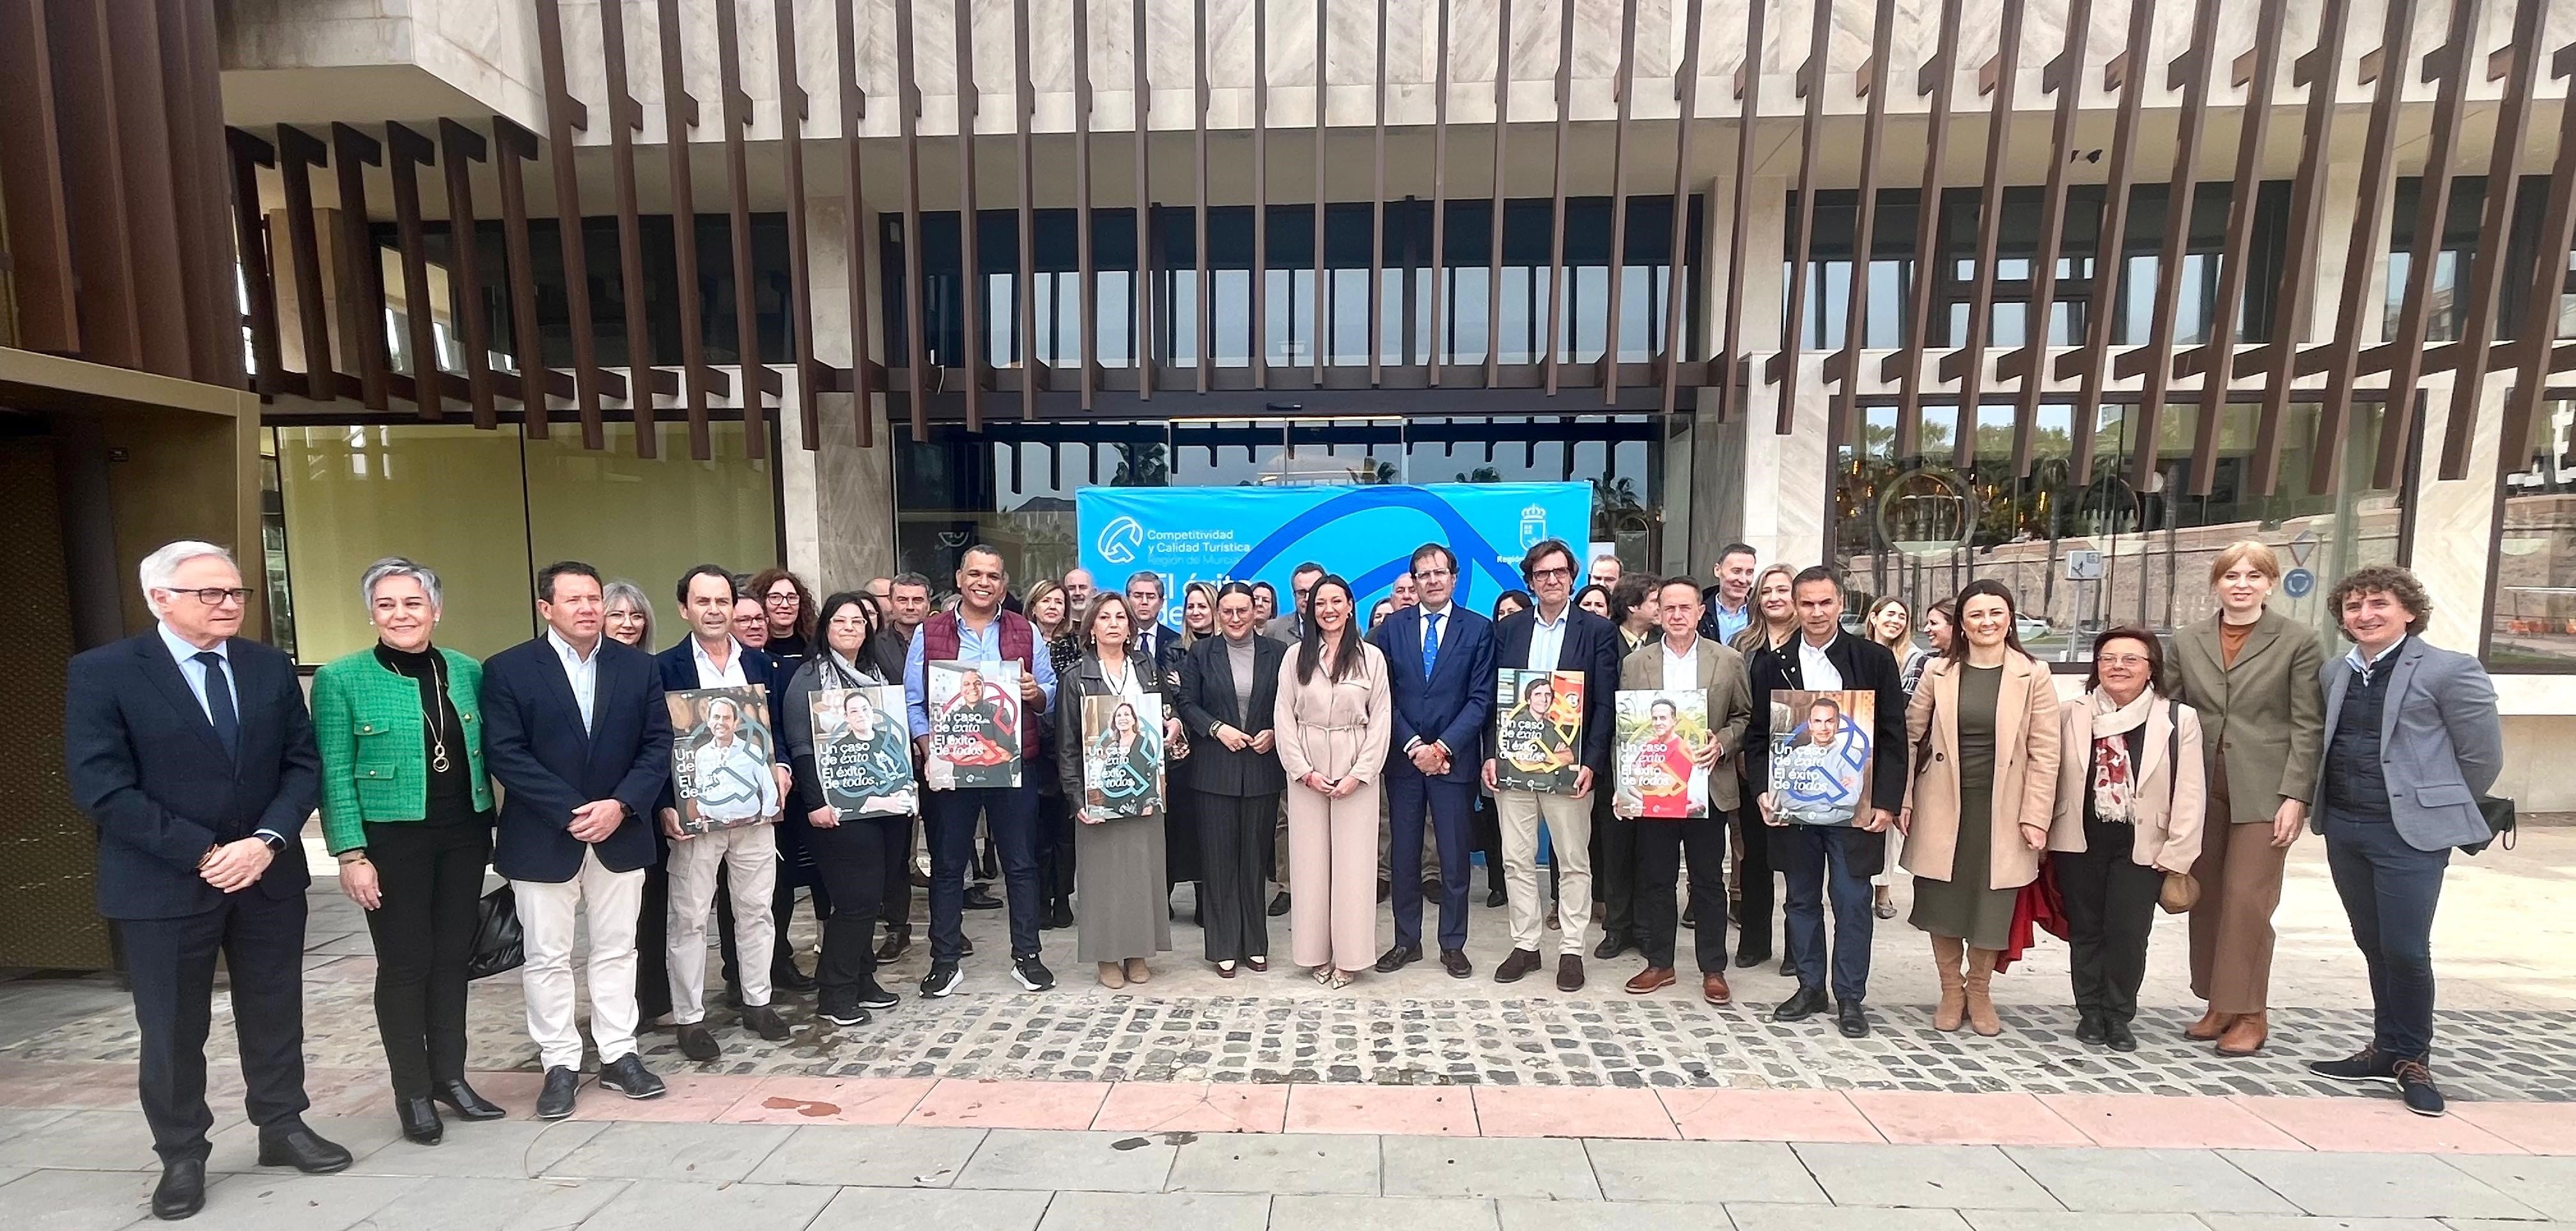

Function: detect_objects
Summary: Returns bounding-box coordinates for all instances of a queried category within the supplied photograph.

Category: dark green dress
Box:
[1909,663,2016,949]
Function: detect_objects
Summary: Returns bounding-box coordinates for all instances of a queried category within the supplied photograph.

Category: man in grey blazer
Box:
[2304,566,2501,1119]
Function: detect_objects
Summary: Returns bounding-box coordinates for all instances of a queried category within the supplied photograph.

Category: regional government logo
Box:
[1096,516,1145,564]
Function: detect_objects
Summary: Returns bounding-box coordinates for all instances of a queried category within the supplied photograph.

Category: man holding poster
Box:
[1483,539,1621,991]
[1617,578,1753,1005]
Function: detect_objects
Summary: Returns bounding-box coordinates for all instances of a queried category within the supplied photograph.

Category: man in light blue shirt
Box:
[1701,543,1758,645]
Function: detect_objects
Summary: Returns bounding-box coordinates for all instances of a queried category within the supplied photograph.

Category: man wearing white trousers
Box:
[1482,539,1624,992]
[654,566,796,1062]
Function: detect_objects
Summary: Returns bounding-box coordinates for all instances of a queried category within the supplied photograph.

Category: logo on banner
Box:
[1096,516,1145,564]
[1519,504,1548,550]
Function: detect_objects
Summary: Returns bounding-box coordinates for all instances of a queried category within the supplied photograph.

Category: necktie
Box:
[195,651,240,759]
[1422,611,1443,677]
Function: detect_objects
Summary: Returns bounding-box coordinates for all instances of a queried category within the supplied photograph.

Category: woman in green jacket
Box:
[310,557,502,1145]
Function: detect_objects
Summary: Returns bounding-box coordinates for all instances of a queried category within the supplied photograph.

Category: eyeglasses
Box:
[167,587,252,607]
[2097,654,2152,667]
[1527,566,1572,582]
[1413,567,1454,580]
[764,591,799,604]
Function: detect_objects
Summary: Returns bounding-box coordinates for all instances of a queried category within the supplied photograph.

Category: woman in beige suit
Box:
[1275,575,1393,988]
[1901,580,2061,1036]
[2168,541,2325,1057]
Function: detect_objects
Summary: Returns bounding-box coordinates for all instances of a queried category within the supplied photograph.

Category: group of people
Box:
[63,532,2501,1219]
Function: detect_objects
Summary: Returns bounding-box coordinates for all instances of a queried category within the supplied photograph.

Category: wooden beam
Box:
[894,0,931,438]
[834,0,875,445]
[2372,0,2483,487]
[533,0,605,446]
[1369,0,1389,389]
[226,130,283,399]
[1073,0,1098,412]
[956,0,988,429]
[2308,0,2417,494]
[775,0,821,450]
[1132,0,1153,403]
[2066,0,2158,483]
[1889,0,1963,456]
[2249,0,2354,493]
[1943,0,2027,467]
[2492,43,2576,481]
[1599,0,1641,405]
[1251,0,1271,390]
[384,121,444,419]
[1485,0,1513,391]
[1015,0,1043,416]
[1657,0,1705,415]
[2125,0,2226,488]
[1542,0,1578,396]
[490,118,551,437]
[2184,0,2288,495]
[1828,0,1899,441]
[658,0,714,458]
[329,122,389,411]
[597,0,660,456]
[1716,0,1767,422]
[2005,0,2090,475]
[1426,0,1451,388]
[2438,0,2549,479]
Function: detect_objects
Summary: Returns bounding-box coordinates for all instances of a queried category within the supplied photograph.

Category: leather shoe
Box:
[875,924,913,963]
[1374,943,1422,973]
[535,1065,580,1119]
[2217,1010,2269,1057]
[1625,966,1677,995]
[1485,888,1508,908]
[1733,948,1771,970]
[152,1158,205,1220]
[963,885,1005,910]
[256,1123,353,1173]
[1702,972,1732,1005]
[1494,948,1543,984]
[2104,1019,2137,1052]
[1268,890,1291,917]
[1773,986,1829,1022]
[1555,955,1585,992]
[742,1003,792,1042]
[1439,948,1473,978]
[598,1053,667,1100]
[431,1078,506,1121]
[1836,1000,1870,1037]
[395,1096,442,1145]
[676,1022,723,1062]
[1594,932,1633,960]
[2076,1014,2107,1046]
[771,959,818,993]
[2185,1005,2233,1041]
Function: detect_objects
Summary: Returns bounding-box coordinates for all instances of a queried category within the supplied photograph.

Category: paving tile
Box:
[327,1176,628,1231]
[2002,1146,2302,1214]
[717,1076,936,1126]
[1381,1134,1601,1200]
[1959,1214,2208,1231]
[205,1113,405,1174]
[1165,1131,1381,1196]
[1089,1082,1289,1134]
[1659,1088,1884,1143]
[2036,1094,2309,1150]
[0,1165,194,1231]
[343,1119,609,1178]
[175,1173,426,1231]
[2233,1098,2527,1155]
[904,1080,1112,1130]
[1034,1191,1271,1231]
[541,1120,793,1184]
[564,1072,763,1123]
[0,1063,138,1111]
[0,1108,169,1170]
[571,1177,837,1230]
[1496,1197,1736,1231]
[1792,1142,2065,1210]
[1581,1138,1829,1204]
[0,1108,74,1146]
[2218,1151,2546,1220]
[741,1123,988,1187]
[1725,1203,1971,1231]
[2446,1103,2576,1156]
[2195,1216,2447,1231]
[1470,1087,1677,1140]
[1284,1085,1478,1136]
[1849,1092,2093,1147]
[2440,1154,2576,1220]
[954,1128,1179,1193]
[809,1184,1053,1230]
[1268,1195,1500,1230]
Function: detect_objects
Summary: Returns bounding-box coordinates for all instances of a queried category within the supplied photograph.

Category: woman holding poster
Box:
[780,592,910,1027]
[1057,594,1182,987]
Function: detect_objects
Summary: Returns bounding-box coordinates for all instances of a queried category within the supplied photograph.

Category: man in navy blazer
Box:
[1479,538,1622,992]
[63,541,349,1218]
[480,561,672,1119]
[1368,543,1496,977]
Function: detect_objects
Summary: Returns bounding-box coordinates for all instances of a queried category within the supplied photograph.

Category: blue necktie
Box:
[195,651,240,759]
[1422,611,1443,678]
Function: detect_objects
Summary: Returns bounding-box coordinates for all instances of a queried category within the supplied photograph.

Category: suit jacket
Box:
[2169,610,2326,825]
[1616,635,1755,812]
[1485,606,1623,776]
[2315,637,2503,851]
[1903,652,2063,890]
[63,631,320,920]
[2049,690,2207,873]
[1261,613,1307,643]
[1055,651,1175,806]
[1367,602,1496,782]
[1175,633,1290,798]
[479,635,672,882]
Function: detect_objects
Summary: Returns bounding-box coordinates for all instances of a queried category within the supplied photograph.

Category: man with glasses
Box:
[66,541,349,1218]
[1369,543,1496,977]
[1126,571,1172,667]
[1264,561,1326,642]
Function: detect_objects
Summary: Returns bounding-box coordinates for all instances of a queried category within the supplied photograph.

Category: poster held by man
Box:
[1614,690,1711,819]
[665,686,779,835]
[1760,690,1875,828]
[1081,694,1168,820]
[1493,669,1587,795]
[926,660,1023,790]
[812,685,917,818]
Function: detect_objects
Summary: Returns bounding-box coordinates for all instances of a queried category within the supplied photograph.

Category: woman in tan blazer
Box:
[2051,626,2206,1053]
[2168,541,2325,1057]
[1900,580,2061,1036]
[1274,575,1393,988]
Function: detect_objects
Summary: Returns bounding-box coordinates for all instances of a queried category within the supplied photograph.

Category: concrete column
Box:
[803,195,899,592]
[2410,371,2502,652]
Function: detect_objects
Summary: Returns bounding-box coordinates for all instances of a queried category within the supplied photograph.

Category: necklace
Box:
[421,652,454,773]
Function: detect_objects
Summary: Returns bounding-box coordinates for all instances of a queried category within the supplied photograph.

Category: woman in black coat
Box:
[1175,582,1289,974]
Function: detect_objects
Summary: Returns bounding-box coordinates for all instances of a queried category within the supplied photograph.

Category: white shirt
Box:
[547,628,600,733]
[1526,603,1570,672]
[1799,635,1845,691]
[1660,635,1701,692]
[1418,601,1455,656]
[690,635,751,688]
[2347,635,2408,679]
[157,623,233,726]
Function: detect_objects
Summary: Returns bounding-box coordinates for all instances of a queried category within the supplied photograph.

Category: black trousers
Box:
[1037,791,1076,909]
[119,887,311,1163]
[1470,793,1506,893]
[1591,791,1638,941]
[1636,810,1731,972]
[361,817,490,1097]
[1197,791,1278,963]
[1735,800,1779,959]
[635,859,672,1020]
[2057,835,2163,1026]
[807,814,901,1001]
[884,814,917,930]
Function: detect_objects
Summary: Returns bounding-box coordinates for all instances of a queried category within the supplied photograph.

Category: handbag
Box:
[2468,794,2517,854]
[2159,871,2201,915]
[465,884,525,980]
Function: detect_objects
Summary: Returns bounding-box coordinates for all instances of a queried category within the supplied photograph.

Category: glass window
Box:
[2490,398,2576,669]
[2385,174,2562,343]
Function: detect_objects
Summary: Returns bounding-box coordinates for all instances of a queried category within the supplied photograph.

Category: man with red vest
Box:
[903,545,1060,995]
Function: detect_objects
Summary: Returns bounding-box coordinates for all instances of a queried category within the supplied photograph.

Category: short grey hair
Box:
[138,541,237,607]
[602,579,656,650]
[359,556,444,611]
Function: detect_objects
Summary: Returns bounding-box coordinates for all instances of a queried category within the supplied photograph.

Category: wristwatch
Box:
[257,832,287,855]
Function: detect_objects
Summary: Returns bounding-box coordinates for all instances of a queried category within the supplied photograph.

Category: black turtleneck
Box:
[375,642,476,823]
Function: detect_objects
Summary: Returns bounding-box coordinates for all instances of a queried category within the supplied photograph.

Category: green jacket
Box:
[311,646,494,853]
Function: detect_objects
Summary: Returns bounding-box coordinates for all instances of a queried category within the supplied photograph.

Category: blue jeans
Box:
[2322,809,2450,1060]
[927,784,1041,963]
[1386,768,1477,951]
[1780,825,1876,1003]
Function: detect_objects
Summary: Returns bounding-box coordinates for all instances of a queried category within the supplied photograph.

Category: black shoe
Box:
[1439,948,1473,978]
[1494,948,1542,983]
[1836,1000,1870,1038]
[256,1124,353,1173]
[1268,891,1291,917]
[1377,878,1391,903]
[817,996,873,1028]
[1421,878,1443,902]
[1682,904,1696,927]
[2394,1058,2446,1116]
[535,1065,580,1119]
[742,1003,792,1042]
[855,983,902,1010]
[772,960,818,993]
[1734,948,1771,970]
[921,962,963,998]
[2105,1019,2137,1052]
[598,1054,667,1100]
[431,1078,506,1121]
[909,868,933,888]
[1594,933,1634,960]
[1374,943,1423,973]
[2308,1046,2400,1085]
[1773,986,1829,1022]
[723,982,745,1010]
[1012,956,1056,991]
[1778,956,1795,979]
[1485,888,1508,908]
[2076,1014,2107,1046]
[1041,901,1073,930]
[964,885,1005,910]
[676,1022,723,1062]
[152,1158,205,1220]
[395,1096,443,1145]
[876,925,913,963]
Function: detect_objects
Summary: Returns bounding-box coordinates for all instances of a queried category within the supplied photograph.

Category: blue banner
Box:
[1076,483,1597,628]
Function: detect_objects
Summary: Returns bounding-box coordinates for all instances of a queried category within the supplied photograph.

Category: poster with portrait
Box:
[926,660,1023,790]
[1611,688,1710,820]
[811,685,917,818]
[1080,693,1167,819]
[666,685,779,835]
[1493,668,1586,795]
[1762,690,1875,828]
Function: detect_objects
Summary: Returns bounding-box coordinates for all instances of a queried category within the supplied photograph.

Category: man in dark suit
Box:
[481,561,673,1119]
[1480,538,1622,991]
[64,541,350,1220]
[1369,543,1496,977]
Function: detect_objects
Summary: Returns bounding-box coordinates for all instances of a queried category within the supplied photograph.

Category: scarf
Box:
[822,647,880,690]
[2087,686,2157,826]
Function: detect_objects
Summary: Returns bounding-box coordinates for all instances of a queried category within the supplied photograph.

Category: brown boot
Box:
[1931,935,1967,1032]
[2217,1010,2269,1056]
[1962,947,2003,1037]
[2185,1005,2234,1041]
